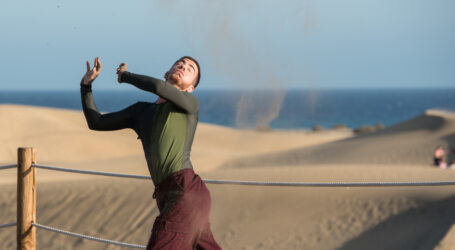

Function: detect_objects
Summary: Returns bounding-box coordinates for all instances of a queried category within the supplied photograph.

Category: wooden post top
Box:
[17,148,36,164]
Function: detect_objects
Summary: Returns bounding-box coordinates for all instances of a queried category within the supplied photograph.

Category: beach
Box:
[1,104,455,249]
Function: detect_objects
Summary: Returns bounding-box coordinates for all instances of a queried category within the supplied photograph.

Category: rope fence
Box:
[0,164,17,171]
[3,163,455,187]
[3,146,455,250]
[0,222,16,229]
[32,223,146,249]
[33,164,150,180]
[33,164,455,187]
[202,179,455,187]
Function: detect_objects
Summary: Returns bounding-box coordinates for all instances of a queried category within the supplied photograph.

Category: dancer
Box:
[80,57,221,249]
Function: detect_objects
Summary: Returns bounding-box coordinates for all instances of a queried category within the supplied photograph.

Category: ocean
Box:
[1,89,455,129]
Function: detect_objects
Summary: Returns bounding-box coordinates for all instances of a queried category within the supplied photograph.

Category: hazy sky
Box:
[1,0,454,90]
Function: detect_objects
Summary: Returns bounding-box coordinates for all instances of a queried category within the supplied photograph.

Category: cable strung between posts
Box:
[32,223,146,249]
[0,222,16,229]
[203,179,455,187]
[0,165,16,171]
[34,164,150,180]
[33,164,455,187]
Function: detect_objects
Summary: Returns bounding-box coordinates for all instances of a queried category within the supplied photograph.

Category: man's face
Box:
[165,58,198,92]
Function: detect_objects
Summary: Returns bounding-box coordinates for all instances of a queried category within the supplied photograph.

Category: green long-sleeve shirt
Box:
[80,72,199,185]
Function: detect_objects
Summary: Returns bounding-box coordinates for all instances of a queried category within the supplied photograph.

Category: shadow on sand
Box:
[337,195,455,250]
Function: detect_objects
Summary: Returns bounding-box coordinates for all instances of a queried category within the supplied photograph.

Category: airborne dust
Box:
[155,0,316,129]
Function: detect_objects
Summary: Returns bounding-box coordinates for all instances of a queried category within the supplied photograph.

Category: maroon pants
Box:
[147,169,222,250]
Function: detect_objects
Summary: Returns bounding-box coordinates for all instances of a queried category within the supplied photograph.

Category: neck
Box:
[166,78,186,92]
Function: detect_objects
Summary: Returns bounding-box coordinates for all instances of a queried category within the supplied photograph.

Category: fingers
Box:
[117,62,127,73]
[116,62,126,84]
[91,58,96,72]
[90,57,102,73]
[96,57,102,71]
[85,57,106,74]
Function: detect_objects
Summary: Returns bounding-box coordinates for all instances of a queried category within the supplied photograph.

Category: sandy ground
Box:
[1,104,455,250]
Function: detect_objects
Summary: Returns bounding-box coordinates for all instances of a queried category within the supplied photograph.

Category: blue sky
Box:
[1,0,454,90]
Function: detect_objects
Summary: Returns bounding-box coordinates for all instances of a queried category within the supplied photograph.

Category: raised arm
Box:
[80,57,136,131]
[120,71,199,114]
[80,84,137,131]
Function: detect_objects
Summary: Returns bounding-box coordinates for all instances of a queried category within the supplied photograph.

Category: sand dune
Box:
[0,104,352,181]
[223,109,455,168]
[1,105,455,250]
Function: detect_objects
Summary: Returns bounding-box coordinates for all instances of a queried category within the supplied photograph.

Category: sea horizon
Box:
[1,88,455,130]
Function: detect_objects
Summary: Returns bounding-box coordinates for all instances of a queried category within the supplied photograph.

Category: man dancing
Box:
[80,57,221,249]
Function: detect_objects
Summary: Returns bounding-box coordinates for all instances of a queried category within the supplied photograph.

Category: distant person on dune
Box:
[434,145,447,169]
[80,57,221,249]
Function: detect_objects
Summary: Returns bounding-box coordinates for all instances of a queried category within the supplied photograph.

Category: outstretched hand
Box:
[81,57,102,86]
[116,63,128,83]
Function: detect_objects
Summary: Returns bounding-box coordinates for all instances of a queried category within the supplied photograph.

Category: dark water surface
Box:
[1,89,455,129]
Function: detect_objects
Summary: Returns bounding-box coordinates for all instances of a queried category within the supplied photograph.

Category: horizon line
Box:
[2,86,455,92]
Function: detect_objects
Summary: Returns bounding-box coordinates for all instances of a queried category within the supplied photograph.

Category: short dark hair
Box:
[178,56,201,88]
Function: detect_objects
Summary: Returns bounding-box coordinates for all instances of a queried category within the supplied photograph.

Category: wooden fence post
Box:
[17,147,36,250]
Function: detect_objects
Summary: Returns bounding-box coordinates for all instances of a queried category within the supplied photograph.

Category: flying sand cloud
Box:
[154,0,316,128]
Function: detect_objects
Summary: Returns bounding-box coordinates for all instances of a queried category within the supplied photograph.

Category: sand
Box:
[1,104,455,250]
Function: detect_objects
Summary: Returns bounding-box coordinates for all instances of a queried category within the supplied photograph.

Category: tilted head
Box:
[164,56,201,93]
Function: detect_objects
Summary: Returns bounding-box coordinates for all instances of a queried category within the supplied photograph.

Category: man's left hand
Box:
[116,63,128,83]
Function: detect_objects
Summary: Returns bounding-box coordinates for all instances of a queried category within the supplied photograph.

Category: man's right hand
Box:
[81,57,102,86]
[117,62,128,83]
